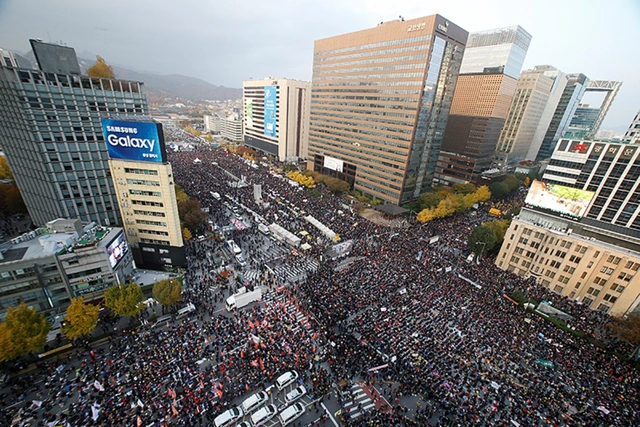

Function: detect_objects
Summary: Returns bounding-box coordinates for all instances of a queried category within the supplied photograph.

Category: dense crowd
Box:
[1,144,638,426]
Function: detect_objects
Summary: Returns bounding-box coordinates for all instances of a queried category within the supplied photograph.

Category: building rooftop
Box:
[0,220,118,264]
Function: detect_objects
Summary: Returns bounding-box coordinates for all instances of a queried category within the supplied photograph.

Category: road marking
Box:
[322,402,339,427]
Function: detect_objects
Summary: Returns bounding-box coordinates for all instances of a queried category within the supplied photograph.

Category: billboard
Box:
[263,86,277,137]
[245,99,254,128]
[324,155,344,172]
[106,231,130,269]
[101,119,167,163]
[525,180,595,218]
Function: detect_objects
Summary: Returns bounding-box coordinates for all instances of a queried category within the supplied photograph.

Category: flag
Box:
[94,380,105,392]
[30,400,42,409]
[136,416,143,427]
[172,403,179,416]
[215,388,223,399]
[137,398,144,408]
[168,388,177,399]
[251,359,259,367]
[91,403,100,421]
[259,358,265,371]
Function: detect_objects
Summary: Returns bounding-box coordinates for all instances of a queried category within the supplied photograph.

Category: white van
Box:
[275,370,299,391]
[211,192,221,200]
[213,407,243,427]
[279,402,305,426]
[250,404,277,426]
[175,303,196,320]
[241,390,268,414]
[258,223,270,236]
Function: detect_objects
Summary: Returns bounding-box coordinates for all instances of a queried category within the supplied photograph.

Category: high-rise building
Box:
[459,25,531,79]
[625,110,640,142]
[563,80,622,139]
[103,118,186,269]
[534,73,588,161]
[434,26,530,186]
[219,113,243,142]
[0,40,148,226]
[308,15,468,204]
[493,66,567,169]
[496,138,640,315]
[243,78,311,162]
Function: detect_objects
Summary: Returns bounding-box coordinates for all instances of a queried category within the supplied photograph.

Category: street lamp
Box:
[477,241,486,263]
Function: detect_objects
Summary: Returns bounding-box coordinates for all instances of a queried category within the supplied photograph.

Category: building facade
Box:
[494,66,565,169]
[434,26,530,186]
[103,119,186,269]
[243,78,311,162]
[496,214,640,315]
[563,80,622,140]
[307,15,468,204]
[0,40,148,226]
[0,219,133,319]
[534,73,588,161]
[625,110,640,142]
[220,114,243,142]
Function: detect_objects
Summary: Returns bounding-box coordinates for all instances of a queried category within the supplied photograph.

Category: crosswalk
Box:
[343,384,375,420]
[262,291,311,333]
[242,269,261,283]
[271,259,320,283]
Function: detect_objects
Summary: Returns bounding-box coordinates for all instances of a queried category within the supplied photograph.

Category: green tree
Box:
[152,278,183,308]
[503,175,520,193]
[482,220,511,243]
[609,313,640,359]
[63,297,99,340]
[104,283,143,318]
[468,225,498,256]
[451,183,477,195]
[0,303,50,361]
[490,181,509,199]
[87,56,115,79]
[324,177,350,194]
[418,192,442,210]
[178,198,207,233]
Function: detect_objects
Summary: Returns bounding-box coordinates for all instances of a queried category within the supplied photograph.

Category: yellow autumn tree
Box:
[87,56,115,79]
[417,208,436,223]
[0,157,13,180]
[475,185,491,203]
[63,297,100,340]
[182,227,192,241]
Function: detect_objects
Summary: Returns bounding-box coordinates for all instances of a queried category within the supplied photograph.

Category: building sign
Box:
[245,99,254,128]
[101,119,166,163]
[525,180,595,218]
[569,141,590,153]
[323,155,344,173]
[437,20,449,33]
[106,231,130,269]
[263,86,277,138]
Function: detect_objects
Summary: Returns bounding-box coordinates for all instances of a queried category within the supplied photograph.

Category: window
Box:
[607,255,615,263]
[625,260,634,269]
[597,303,610,313]
[587,261,594,268]
[580,272,587,279]
[594,251,600,258]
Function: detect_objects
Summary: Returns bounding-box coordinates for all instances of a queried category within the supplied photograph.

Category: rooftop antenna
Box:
[399,15,405,21]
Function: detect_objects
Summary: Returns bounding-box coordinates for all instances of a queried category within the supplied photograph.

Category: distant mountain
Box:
[3,47,241,101]
[77,58,242,101]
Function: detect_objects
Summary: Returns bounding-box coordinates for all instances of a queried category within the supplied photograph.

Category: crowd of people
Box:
[2,143,639,426]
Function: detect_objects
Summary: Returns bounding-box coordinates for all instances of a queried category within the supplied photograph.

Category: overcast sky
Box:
[1,0,638,132]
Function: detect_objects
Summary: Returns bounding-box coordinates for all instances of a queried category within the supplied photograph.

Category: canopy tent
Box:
[300,243,312,251]
[268,223,301,247]
[304,215,336,240]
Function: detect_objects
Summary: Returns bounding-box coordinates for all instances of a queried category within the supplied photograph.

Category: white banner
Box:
[323,156,344,172]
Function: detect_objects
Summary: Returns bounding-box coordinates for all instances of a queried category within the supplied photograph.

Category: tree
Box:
[475,186,491,203]
[178,198,207,233]
[104,283,143,318]
[152,278,183,308]
[324,177,350,194]
[482,220,511,243]
[417,208,436,223]
[609,313,640,358]
[182,227,192,241]
[490,181,509,199]
[523,176,531,187]
[468,225,498,256]
[174,184,190,204]
[0,156,13,180]
[503,175,520,193]
[87,56,115,79]
[451,183,477,195]
[0,303,50,361]
[63,297,99,340]
[418,192,442,210]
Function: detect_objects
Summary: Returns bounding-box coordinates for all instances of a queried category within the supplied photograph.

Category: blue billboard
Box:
[101,119,166,163]
[263,85,277,137]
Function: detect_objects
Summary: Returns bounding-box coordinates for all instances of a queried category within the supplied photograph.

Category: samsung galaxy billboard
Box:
[101,119,167,163]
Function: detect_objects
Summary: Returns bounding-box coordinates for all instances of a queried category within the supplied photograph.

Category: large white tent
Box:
[304,215,336,240]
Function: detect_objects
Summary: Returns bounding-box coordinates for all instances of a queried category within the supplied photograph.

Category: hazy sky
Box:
[1,0,638,131]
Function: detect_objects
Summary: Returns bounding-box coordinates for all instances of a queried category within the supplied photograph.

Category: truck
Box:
[226,287,262,311]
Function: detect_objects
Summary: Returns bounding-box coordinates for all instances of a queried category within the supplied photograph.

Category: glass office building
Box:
[0,40,148,226]
[308,15,468,204]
